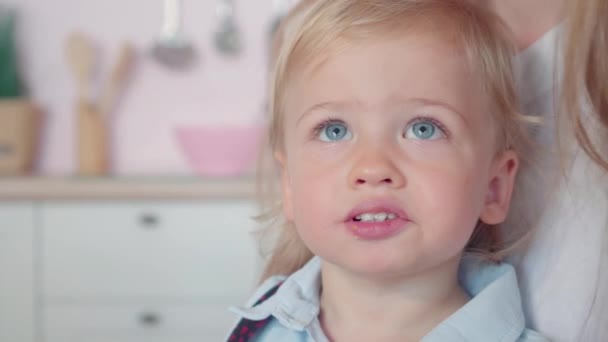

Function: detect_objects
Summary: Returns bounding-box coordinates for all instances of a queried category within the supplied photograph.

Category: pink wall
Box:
[6,0,276,176]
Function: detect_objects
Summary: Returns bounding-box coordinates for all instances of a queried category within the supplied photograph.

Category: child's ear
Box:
[480,150,519,225]
[274,150,294,222]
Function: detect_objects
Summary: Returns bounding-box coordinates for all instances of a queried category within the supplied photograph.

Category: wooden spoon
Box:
[65,32,96,104]
[99,42,135,116]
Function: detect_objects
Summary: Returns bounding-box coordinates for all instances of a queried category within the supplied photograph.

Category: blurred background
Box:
[0,0,295,341]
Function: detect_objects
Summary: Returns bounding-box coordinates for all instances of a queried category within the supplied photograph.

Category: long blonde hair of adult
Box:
[563,2,608,341]
[255,0,532,281]
[562,0,608,171]
[534,1,608,340]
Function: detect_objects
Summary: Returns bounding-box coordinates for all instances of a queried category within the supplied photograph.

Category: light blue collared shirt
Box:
[229,256,548,341]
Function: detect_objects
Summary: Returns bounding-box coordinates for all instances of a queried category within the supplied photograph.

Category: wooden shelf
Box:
[0,177,257,200]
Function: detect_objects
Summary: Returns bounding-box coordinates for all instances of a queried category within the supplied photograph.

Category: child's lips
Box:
[345,217,409,240]
[343,198,409,240]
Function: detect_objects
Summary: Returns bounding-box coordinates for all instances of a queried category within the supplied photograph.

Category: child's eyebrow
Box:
[384,96,471,129]
[295,98,470,128]
[408,98,469,125]
[296,101,355,127]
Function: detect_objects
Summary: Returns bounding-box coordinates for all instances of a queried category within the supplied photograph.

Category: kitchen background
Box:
[0,1,296,341]
[3,0,286,176]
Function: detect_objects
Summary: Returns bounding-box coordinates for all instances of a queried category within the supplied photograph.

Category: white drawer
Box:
[43,302,238,342]
[41,200,261,298]
[0,203,36,342]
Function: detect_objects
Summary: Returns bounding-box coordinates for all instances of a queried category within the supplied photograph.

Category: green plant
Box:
[0,7,23,98]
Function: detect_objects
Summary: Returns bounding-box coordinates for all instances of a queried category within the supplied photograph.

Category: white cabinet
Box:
[0,198,261,342]
[41,201,258,298]
[43,303,238,342]
[0,202,36,342]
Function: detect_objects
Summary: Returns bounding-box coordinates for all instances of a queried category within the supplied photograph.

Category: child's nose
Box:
[347,149,406,189]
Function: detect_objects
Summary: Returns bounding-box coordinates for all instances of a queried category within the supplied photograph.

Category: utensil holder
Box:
[77,101,108,176]
[0,99,41,175]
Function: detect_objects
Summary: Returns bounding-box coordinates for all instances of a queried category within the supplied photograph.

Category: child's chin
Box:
[336,254,423,279]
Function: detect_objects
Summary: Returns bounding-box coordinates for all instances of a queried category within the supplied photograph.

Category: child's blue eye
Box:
[319,122,352,142]
[405,120,445,140]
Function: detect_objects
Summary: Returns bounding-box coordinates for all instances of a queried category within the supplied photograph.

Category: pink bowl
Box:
[174,125,265,177]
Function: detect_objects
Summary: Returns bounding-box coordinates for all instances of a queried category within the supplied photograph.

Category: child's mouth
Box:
[353,212,398,223]
[344,198,409,240]
[346,216,407,240]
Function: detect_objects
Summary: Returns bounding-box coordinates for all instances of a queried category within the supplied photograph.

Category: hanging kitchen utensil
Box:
[151,0,198,70]
[213,0,242,57]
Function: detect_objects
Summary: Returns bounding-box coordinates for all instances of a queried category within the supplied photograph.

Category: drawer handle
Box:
[0,143,15,157]
[139,312,162,327]
[139,213,160,228]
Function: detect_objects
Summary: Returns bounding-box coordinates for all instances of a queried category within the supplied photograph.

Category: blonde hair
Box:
[562,0,608,171]
[561,1,608,340]
[256,0,534,281]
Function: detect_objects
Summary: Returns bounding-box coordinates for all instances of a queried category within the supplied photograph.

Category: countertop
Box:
[0,177,259,200]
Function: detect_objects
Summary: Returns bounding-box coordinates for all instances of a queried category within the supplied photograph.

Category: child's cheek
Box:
[294,142,351,173]
[403,139,460,161]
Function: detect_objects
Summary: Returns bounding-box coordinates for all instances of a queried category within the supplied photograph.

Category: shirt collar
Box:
[422,256,526,341]
[232,256,526,340]
[231,256,323,331]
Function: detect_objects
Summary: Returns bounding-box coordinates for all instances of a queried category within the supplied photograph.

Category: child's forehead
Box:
[288,30,472,86]
[290,41,480,106]
[280,32,495,127]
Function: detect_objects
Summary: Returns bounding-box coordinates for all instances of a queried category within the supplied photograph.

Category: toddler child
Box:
[228,0,546,341]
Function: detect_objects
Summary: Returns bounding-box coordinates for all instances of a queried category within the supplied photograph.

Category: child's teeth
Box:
[354,213,397,222]
[361,213,374,221]
[374,213,387,221]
